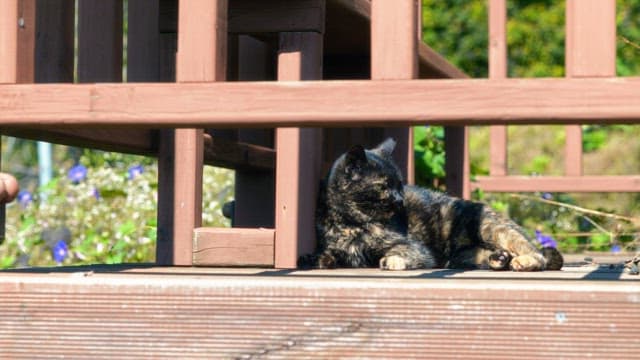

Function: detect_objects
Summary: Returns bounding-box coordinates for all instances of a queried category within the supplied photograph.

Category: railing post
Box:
[488,0,508,177]
[157,0,227,266]
[371,0,418,184]
[565,0,616,176]
[274,31,324,269]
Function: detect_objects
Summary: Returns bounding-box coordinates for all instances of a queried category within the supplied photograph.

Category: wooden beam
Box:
[156,0,227,266]
[193,227,274,266]
[77,0,123,82]
[203,133,275,171]
[2,78,640,127]
[229,0,325,34]
[274,32,324,269]
[0,0,18,84]
[472,175,640,193]
[0,268,638,358]
[564,0,616,177]
[372,0,418,185]
[488,0,508,177]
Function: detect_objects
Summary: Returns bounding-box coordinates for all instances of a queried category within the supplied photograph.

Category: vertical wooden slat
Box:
[234,35,275,228]
[127,0,159,82]
[564,0,616,177]
[157,0,227,266]
[77,0,122,83]
[489,0,507,177]
[444,127,470,199]
[0,0,18,243]
[0,0,18,84]
[371,0,418,184]
[34,0,74,83]
[16,0,35,84]
[274,32,323,269]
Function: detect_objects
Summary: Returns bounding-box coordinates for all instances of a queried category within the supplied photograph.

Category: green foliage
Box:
[1,152,233,269]
[414,126,446,189]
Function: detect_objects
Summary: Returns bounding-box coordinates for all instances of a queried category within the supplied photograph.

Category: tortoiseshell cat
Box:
[300,138,563,271]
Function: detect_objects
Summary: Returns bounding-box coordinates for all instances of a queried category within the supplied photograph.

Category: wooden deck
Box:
[1,255,638,359]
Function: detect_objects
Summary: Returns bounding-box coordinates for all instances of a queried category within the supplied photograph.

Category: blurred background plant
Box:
[1,149,233,268]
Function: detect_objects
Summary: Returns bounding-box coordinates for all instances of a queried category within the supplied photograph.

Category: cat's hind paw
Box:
[488,250,512,271]
[380,255,408,271]
[510,254,545,271]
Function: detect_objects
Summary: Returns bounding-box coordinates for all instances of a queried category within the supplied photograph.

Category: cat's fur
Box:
[300,138,563,271]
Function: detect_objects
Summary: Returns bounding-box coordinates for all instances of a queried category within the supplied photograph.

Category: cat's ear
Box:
[373,138,396,158]
[345,145,367,166]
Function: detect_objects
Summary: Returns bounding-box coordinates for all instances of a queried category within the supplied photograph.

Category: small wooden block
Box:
[193,227,275,267]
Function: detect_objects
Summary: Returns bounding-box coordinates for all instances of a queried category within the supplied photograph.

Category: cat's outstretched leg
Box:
[448,248,511,270]
[479,208,561,271]
[380,241,435,270]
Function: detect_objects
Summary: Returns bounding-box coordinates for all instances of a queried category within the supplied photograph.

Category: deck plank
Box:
[1,261,638,359]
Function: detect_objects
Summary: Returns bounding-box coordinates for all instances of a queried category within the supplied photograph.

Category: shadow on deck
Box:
[1,254,638,359]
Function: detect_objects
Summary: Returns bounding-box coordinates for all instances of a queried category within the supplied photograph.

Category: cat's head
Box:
[326,138,404,222]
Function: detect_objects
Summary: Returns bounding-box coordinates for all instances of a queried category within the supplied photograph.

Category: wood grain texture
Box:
[2,77,640,127]
[193,227,274,266]
[372,0,418,185]
[229,0,325,34]
[34,0,74,83]
[488,0,508,178]
[274,32,324,268]
[472,175,640,192]
[0,0,18,83]
[0,268,638,359]
[77,0,122,82]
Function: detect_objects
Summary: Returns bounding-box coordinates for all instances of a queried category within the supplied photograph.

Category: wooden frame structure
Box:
[1,1,639,357]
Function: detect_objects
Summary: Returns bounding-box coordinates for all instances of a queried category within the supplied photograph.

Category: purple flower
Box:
[17,190,33,207]
[535,230,558,248]
[52,240,68,264]
[68,164,87,183]
[611,244,622,253]
[128,165,144,180]
[92,187,101,199]
[541,192,553,200]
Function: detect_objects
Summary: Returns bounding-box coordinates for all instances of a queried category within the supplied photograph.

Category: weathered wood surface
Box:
[193,227,274,266]
[471,175,640,192]
[0,263,638,359]
[2,78,640,127]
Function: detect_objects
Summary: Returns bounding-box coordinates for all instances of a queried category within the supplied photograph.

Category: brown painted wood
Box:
[0,268,638,358]
[488,0,508,178]
[127,0,160,82]
[77,0,123,83]
[3,77,640,127]
[564,0,616,177]
[229,0,325,34]
[444,126,470,199]
[16,0,35,84]
[274,32,324,268]
[371,0,418,185]
[472,175,640,193]
[233,35,276,228]
[0,0,18,84]
[193,227,274,266]
[203,133,274,171]
[34,0,74,83]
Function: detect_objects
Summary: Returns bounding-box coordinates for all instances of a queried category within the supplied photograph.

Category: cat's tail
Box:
[542,247,564,270]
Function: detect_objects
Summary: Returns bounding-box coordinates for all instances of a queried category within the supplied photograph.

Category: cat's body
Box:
[302,138,563,271]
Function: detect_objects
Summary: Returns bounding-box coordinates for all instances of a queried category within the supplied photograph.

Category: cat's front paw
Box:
[510,254,544,271]
[380,255,408,271]
[488,250,512,271]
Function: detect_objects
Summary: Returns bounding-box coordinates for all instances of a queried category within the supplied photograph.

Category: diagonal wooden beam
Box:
[2,77,640,127]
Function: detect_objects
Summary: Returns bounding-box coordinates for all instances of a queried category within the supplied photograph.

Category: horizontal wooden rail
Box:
[2,78,640,128]
[472,175,640,193]
[193,227,275,267]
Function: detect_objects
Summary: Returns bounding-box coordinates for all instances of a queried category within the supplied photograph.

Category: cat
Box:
[299,138,563,271]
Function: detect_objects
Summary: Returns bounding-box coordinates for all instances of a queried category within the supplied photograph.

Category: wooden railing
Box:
[1,0,639,270]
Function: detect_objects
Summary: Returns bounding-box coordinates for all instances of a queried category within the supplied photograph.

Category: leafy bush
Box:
[1,152,233,268]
